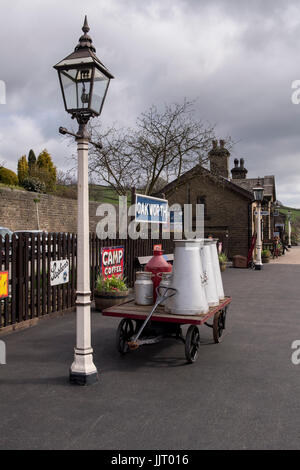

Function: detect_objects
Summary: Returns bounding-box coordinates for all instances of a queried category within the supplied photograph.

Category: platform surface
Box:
[102,296,231,325]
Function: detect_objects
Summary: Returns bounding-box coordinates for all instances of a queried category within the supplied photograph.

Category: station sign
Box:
[101,246,124,279]
[135,194,168,224]
[50,259,69,286]
[254,211,269,216]
[0,271,8,299]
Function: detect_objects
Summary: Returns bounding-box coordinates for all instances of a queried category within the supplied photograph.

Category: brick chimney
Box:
[208,139,230,179]
[231,158,248,179]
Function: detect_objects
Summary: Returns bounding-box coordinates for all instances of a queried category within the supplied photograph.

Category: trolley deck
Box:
[102,296,232,363]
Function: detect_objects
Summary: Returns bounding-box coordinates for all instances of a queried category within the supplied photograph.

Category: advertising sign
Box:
[0,271,8,299]
[135,194,168,224]
[101,246,124,279]
[50,260,69,286]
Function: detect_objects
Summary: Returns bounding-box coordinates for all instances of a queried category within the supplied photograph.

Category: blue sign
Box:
[135,194,168,224]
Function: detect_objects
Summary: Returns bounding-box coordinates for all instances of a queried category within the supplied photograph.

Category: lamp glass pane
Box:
[60,67,93,111]
[90,69,109,114]
[60,72,77,110]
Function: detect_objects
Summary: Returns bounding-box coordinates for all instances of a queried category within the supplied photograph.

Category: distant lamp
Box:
[253,178,264,270]
[253,178,264,202]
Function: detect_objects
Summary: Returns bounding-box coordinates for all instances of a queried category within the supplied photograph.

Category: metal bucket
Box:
[135,271,153,305]
[165,239,209,315]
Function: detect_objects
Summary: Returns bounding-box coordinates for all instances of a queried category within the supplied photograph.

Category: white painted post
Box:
[255,202,263,270]
[288,215,292,248]
[69,133,98,385]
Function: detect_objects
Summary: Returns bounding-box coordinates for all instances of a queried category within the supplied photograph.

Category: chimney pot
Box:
[220,139,225,148]
[212,140,218,149]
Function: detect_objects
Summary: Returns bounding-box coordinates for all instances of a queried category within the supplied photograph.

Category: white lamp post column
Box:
[54,16,114,385]
[288,211,292,248]
[69,124,98,385]
[255,201,263,270]
[253,179,264,271]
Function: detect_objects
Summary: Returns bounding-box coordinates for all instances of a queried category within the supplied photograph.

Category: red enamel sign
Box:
[101,246,124,279]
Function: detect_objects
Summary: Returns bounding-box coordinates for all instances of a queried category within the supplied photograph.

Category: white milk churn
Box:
[210,240,225,300]
[200,241,219,307]
[135,272,153,305]
[165,239,209,315]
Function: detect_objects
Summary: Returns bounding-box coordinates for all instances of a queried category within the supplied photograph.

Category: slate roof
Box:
[232,176,276,201]
[155,164,254,200]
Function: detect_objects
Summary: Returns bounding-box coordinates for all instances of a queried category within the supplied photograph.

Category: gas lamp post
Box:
[54,16,114,385]
[288,210,292,248]
[253,179,264,270]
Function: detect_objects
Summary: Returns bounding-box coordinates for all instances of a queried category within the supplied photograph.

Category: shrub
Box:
[0,167,18,186]
[95,275,127,293]
[262,249,271,257]
[22,176,46,193]
[219,252,228,263]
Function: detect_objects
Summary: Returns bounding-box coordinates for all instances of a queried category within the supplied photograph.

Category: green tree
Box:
[28,149,36,173]
[36,149,57,191]
[17,155,29,185]
[0,167,18,186]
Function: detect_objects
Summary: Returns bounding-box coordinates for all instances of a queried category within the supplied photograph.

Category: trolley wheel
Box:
[116,318,134,355]
[185,325,200,363]
[213,308,227,343]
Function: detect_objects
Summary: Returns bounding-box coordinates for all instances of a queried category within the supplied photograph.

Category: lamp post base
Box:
[288,245,291,248]
[255,264,263,270]
[69,370,98,386]
[69,347,98,386]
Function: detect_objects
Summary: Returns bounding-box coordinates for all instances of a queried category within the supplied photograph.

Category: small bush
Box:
[22,176,46,193]
[95,275,127,293]
[0,167,18,186]
[262,249,271,257]
[219,252,228,263]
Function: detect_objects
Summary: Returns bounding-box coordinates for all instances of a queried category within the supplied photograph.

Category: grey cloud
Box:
[0,0,300,206]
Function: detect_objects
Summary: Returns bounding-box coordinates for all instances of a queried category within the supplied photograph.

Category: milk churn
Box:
[145,249,172,301]
[200,241,219,307]
[210,240,225,300]
[159,273,173,306]
[165,239,209,315]
[135,271,153,305]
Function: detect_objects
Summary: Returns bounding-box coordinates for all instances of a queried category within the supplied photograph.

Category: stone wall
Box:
[0,186,107,233]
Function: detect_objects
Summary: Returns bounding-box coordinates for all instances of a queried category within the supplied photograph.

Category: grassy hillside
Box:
[279,206,300,242]
[89,185,132,204]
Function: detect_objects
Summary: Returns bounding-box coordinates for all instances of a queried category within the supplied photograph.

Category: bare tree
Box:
[89,99,216,195]
[88,126,141,195]
[56,169,77,186]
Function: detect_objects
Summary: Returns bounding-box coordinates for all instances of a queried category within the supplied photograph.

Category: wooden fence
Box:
[0,232,175,330]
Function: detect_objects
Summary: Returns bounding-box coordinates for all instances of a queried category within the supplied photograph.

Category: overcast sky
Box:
[1,0,300,205]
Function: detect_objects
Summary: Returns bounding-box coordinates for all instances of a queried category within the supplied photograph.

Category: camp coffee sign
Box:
[101,246,124,279]
[50,259,69,286]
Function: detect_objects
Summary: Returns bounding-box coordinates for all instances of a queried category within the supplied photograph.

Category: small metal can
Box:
[135,271,153,305]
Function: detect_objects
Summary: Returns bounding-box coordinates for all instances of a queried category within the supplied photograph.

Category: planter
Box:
[94,290,129,311]
[262,256,270,264]
[219,262,226,272]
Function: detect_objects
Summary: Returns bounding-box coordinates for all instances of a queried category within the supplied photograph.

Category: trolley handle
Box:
[156,285,177,303]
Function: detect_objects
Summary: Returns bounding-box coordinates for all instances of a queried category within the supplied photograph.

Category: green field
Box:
[88,185,132,204]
